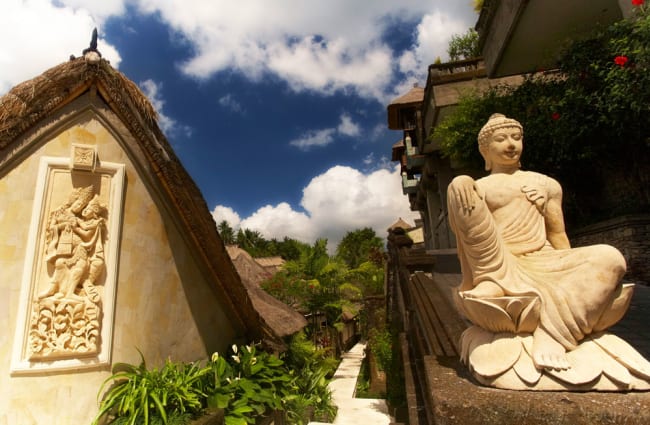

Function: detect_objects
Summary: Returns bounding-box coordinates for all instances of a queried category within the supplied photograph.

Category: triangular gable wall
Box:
[0,55,263,423]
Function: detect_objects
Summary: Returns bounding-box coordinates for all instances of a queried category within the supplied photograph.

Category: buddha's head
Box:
[477,113,523,171]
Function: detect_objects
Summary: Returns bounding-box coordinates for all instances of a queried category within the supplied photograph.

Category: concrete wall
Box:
[0,102,238,424]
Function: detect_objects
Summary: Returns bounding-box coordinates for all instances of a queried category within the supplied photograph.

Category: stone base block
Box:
[424,354,650,425]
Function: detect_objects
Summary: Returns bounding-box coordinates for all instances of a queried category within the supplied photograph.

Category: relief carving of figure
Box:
[29,185,107,359]
[447,113,650,390]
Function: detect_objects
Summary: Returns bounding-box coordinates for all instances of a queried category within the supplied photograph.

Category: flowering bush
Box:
[614,55,629,66]
[434,7,650,226]
[93,341,337,425]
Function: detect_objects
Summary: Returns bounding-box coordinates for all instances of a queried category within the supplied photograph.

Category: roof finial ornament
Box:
[82,28,102,62]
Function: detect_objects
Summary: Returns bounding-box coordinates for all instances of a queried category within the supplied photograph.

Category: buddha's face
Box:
[482,126,522,170]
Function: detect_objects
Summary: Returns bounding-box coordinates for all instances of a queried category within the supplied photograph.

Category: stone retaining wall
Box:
[570,214,650,285]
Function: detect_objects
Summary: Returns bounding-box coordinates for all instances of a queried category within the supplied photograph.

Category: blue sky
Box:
[1,0,477,249]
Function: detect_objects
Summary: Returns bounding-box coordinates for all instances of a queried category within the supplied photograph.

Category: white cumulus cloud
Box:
[211,205,242,229]
[132,0,475,102]
[289,128,336,150]
[241,203,314,242]
[337,113,361,137]
[0,1,476,102]
[213,164,419,251]
[59,0,127,19]
[0,0,121,94]
[139,79,192,137]
[218,94,244,113]
[290,113,361,150]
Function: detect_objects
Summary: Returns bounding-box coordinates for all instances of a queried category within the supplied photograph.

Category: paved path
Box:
[309,342,394,425]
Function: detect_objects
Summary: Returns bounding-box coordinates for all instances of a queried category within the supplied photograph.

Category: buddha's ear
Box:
[479,146,491,171]
[484,158,492,171]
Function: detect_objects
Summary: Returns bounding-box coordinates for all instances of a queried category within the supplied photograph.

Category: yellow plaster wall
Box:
[0,115,237,425]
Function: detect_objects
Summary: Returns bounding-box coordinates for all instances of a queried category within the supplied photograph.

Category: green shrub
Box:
[204,344,293,425]
[282,332,338,424]
[433,7,650,227]
[368,329,392,373]
[92,351,208,425]
[93,339,338,425]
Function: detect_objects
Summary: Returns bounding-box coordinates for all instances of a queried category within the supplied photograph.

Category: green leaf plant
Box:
[204,344,293,425]
[93,339,337,425]
[92,350,208,425]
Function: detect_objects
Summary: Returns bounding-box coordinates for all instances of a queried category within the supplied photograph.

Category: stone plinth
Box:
[424,354,650,425]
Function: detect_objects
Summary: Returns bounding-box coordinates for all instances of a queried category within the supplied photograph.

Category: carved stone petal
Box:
[513,337,542,385]
[546,342,603,385]
[460,326,487,365]
[516,297,540,333]
[520,334,534,357]
[470,332,522,378]
[592,333,650,379]
[581,338,632,386]
[462,297,516,333]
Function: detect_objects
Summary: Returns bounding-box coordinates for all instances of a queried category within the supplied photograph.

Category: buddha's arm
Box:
[544,179,571,249]
[448,175,484,215]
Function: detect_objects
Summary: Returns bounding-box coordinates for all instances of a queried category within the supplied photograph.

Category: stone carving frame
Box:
[11,155,125,374]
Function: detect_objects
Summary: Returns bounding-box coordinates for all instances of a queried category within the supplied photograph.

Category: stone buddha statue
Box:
[447,113,650,390]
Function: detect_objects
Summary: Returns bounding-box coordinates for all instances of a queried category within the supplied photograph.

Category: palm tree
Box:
[217,220,236,245]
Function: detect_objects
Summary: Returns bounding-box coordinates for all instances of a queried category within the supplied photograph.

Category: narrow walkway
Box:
[309,342,394,425]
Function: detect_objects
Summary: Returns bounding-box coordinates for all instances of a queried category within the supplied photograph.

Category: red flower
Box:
[614,55,628,67]
[632,0,644,6]
[552,112,560,121]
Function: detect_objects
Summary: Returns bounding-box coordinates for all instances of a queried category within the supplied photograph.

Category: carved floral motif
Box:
[28,297,100,359]
[71,144,96,170]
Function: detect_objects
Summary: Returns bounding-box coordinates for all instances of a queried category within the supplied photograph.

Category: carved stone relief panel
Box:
[12,154,124,374]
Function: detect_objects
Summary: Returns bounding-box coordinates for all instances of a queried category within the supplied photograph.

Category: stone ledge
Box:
[424,355,650,425]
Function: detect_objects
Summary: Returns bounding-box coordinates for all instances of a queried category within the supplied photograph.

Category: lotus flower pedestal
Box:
[458,287,650,390]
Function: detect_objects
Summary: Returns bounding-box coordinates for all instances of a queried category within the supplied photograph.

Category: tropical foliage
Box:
[335,227,384,269]
[281,332,339,423]
[261,231,385,334]
[434,4,650,227]
[447,28,480,61]
[92,351,208,425]
[204,344,292,425]
[216,220,309,261]
[93,338,336,425]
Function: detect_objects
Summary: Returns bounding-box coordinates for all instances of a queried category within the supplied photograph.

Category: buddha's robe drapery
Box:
[448,171,626,350]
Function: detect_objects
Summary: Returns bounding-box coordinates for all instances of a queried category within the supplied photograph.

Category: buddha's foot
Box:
[532,327,570,370]
[461,281,504,299]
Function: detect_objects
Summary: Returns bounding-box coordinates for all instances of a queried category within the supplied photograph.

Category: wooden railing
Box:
[386,228,467,425]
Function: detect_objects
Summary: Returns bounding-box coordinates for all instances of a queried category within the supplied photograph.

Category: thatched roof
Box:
[226,246,307,343]
[388,217,413,232]
[388,85,424,106]
[255,256,285,269]
[386,84,424,130]
[0,53,274,343]
[391,139,405,162]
